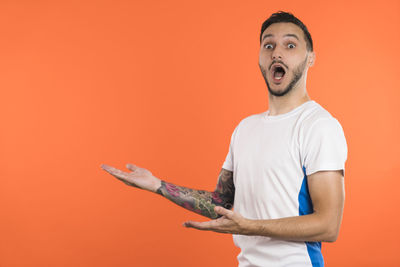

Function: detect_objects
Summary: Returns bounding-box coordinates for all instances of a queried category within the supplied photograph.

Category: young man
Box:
[101,11,348,267]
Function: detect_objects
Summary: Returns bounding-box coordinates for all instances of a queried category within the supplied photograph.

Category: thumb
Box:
[126,163,139,172]
[214,206,234,219]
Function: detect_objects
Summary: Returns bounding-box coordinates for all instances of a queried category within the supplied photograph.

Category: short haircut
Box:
[260,11,314,51]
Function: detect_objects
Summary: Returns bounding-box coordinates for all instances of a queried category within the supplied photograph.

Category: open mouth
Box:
[272,65,286,82]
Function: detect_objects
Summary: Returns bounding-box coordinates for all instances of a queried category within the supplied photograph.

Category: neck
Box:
[267,81,310,116]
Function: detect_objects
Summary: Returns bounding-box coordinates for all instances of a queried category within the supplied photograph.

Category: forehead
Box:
[261,22,304,41]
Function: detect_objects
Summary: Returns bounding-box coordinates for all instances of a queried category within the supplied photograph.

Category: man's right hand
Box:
[101,163,161,193]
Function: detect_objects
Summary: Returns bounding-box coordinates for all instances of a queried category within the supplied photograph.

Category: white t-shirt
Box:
[222,100,348,267]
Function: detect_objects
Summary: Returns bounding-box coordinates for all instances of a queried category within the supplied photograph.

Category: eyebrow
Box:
[262,33,300,41]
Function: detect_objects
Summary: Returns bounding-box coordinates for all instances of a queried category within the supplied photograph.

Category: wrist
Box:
[241,218,257,236]
[152,177,162,193]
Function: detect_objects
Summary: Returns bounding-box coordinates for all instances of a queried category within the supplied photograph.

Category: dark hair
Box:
[260,11,313,51]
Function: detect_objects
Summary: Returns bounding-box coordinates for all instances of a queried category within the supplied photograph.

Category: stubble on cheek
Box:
[258,63,269,86]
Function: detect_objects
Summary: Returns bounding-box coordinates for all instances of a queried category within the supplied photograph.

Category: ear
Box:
[308,51,316,67]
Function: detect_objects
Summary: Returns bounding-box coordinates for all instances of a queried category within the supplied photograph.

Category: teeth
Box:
[276,76,282,80]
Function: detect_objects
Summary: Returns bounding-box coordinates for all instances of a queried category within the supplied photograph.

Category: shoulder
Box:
[300,101,335,124]
[299,101,344,134]
[298,102,347,154]
[227,112,266,141]
[237,112,266,128]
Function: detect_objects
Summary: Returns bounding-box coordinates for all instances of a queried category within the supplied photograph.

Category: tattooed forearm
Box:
[156,168,235,219]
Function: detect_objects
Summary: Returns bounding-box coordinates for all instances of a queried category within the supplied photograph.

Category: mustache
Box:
[268,60,289,71]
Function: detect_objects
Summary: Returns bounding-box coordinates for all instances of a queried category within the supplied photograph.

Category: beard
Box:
[259,56,308,97]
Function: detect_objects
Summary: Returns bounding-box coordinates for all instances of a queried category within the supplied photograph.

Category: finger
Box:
[183,220,230,234]
[183,220,213,230]
[101,164,110,170]
[101,164,120,174]
[126,163,139,172]
[101,165,128,179]
[214,206,234,219]
[101,164,117,174]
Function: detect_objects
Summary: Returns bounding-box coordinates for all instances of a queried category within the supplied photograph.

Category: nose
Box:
[271,46,283,60]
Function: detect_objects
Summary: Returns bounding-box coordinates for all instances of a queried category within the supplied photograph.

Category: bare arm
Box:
[101,163,234,219]
[184,170,345,242]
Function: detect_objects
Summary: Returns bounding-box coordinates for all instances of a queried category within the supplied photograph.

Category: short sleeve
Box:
[301,118,348,176]
[222,125,239,171]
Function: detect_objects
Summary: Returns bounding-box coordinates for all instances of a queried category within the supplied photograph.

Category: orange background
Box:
[1,0,399,266]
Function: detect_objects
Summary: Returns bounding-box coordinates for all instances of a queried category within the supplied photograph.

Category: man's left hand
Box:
[183,206,250,235]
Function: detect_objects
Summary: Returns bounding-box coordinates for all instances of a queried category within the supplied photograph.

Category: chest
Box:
[233,121,301,169]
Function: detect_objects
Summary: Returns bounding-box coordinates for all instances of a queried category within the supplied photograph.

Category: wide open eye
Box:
[264,44,274,49]
[288,43,296,49]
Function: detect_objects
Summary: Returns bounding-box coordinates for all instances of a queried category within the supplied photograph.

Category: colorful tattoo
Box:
[156,168,235,219]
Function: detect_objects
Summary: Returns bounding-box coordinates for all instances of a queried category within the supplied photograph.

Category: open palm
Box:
[101,163,161,192]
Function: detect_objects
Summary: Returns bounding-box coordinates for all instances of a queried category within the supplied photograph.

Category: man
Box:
[101,11,347,267]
